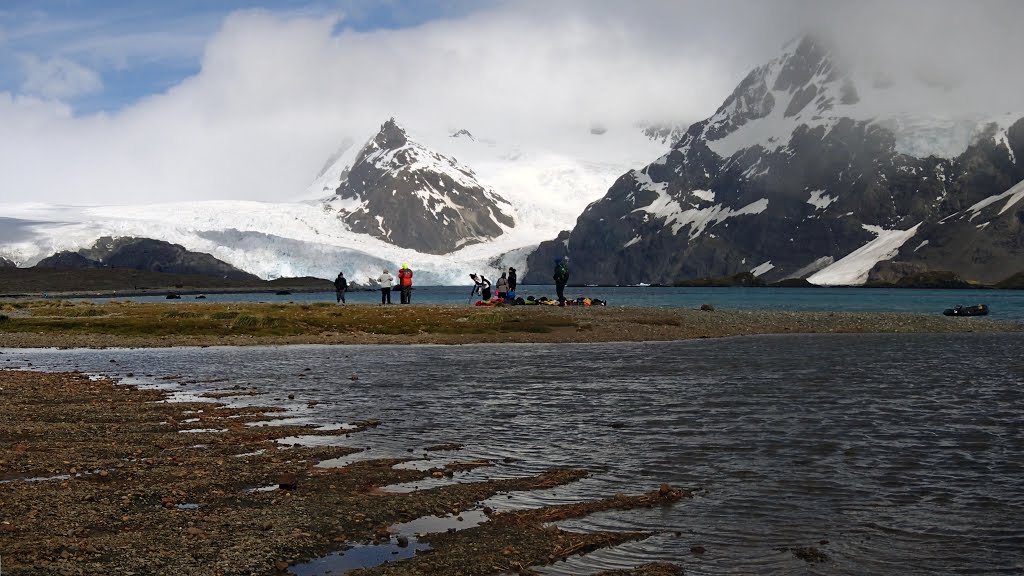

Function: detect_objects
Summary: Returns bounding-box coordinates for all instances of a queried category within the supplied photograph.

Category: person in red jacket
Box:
[398,263,414,304]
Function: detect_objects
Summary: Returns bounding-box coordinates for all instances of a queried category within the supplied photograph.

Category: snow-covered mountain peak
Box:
[371,117,409,150]
[326,118,514,255]
[697,33,1017,161]
[701,34,858,156]
[337,118,492,201]
[530,33,1024,287]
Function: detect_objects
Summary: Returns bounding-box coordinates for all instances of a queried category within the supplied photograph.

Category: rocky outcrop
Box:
[866,269,975,289]
[673,272,766,287]
[0,256,17,268]
[995,271,1024,289]
[78,237,260,281]
[34,251,103,270]
[327,119,514,254]
[523,231,571,283]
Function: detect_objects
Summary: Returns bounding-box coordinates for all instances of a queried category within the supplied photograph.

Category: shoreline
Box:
[1,301,1021,349]
[0,369,688,575]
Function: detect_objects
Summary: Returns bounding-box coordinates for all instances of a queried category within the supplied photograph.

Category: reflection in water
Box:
[5,333,1024,575]
[390,509,489,536]
[289,538,430,576]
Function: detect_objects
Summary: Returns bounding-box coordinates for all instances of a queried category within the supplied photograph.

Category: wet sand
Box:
[0,369,688,575]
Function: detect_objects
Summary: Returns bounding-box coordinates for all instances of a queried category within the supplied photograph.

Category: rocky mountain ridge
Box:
[526,35,1024,285]
[324,118,515,254]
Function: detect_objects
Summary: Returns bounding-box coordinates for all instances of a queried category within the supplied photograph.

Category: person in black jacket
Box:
[508,267,517,293]
[480,275,492,301]
[470,273,492,301]
[553,257,569,306]
[334,271,348,304]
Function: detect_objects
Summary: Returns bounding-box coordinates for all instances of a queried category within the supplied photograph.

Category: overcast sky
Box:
[0,0,1021,206]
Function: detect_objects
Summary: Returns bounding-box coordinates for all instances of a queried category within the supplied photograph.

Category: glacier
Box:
[0,123,669,285]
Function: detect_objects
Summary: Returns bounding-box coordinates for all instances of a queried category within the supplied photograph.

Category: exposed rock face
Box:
[866,261,931,284]
[995,271,1024,288]
[0,256,17,268]
[327,119,514,254]
[527,35,1024,285]
[524,231,571,283]
[882,169,1024,283]
[78,237,260,281]
[34,251,103,270]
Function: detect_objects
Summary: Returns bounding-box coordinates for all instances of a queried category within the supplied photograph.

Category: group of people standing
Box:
[332,257,571,306]
[332,264,413,305]
[374,264,414,305]
[470,266,518,302]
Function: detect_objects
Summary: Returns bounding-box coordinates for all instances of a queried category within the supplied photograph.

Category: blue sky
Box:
[0,0,491,113]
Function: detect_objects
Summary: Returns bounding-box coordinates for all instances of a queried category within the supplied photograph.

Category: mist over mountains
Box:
[527,34,1024,285]
[1,28,1022,287]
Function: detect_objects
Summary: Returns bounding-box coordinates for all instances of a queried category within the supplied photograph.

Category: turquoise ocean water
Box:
[74,285,1024,322]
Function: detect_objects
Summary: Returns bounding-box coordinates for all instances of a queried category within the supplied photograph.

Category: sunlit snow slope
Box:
[0,123,667,285]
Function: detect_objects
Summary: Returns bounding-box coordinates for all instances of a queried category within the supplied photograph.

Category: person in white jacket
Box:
[377,269,394,305]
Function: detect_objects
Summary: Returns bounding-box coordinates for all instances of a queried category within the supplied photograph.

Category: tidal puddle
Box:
[392,457,461,471]
[154,391,217,404]
[289,510,487,574]
[275,434,350,447]
[246,416,316,428]
[378,463,522,495]
[248,417,359,430]
[313,450,378,469]
[289,538,430,576]
[391,509,488,535]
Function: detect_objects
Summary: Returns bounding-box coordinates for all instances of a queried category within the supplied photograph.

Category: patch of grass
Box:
[230,314,284,331]
[162,310,200,319]
[0,314,9,323]
[470,313,503,325]
[230,314,261,330]
[0,301,588,339]
[29,305,109,317]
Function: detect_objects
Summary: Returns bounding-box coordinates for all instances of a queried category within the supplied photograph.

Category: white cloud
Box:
[0,1,1021,206]
[19,55,102,99]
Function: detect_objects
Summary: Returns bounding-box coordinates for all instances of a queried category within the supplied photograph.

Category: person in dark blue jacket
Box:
[553,257,569,306]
